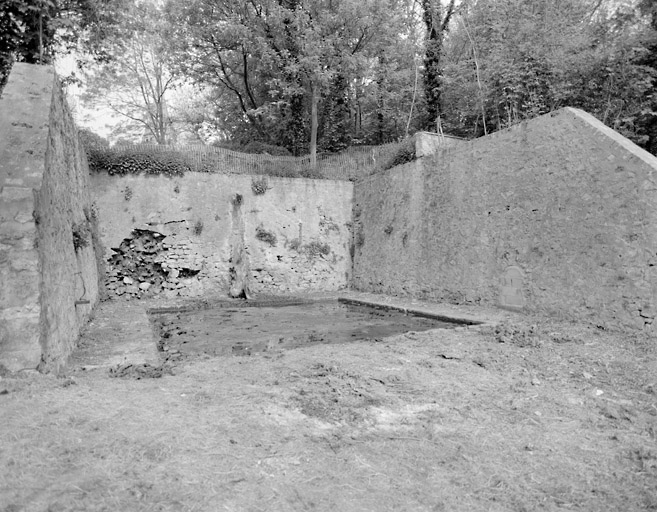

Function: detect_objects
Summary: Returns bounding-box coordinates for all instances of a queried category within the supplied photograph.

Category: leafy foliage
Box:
[79,1,179,145]
[5,0,654,157]
[439,0,657,150]
[79,128,109,149]
[251,177,269,196]
[164,0,418,155]
[86,147,189,177]
[0,0,130,93]
[382,138,416,170]
[304,241,331,257]
[239,141,292,157]
[72,220,91,251]
[255,226,277,247]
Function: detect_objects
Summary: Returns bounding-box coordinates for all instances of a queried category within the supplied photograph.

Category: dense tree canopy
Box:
[3,0,655,157]
[79,1,180,144]
[164,0,419,153]
[0,0,129,91]
[441,0,657,149]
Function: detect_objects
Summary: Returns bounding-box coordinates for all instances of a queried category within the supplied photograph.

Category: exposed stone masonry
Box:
[91,173,354,299]
[0,64,100,371]
[106,229,203,299]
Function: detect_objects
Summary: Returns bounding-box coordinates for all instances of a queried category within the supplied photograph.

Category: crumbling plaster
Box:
[91,173,353,298]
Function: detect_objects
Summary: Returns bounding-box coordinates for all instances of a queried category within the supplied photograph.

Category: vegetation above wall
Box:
[86,147,190,177]
[82,141,410,180]
[382,139,417,170]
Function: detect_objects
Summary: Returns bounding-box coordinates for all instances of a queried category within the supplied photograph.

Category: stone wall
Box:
[0,63,100,372]
[353,108,657,331]
[91,173,353,299]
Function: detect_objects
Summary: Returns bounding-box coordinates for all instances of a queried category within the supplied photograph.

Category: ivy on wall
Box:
[86,147,190,177]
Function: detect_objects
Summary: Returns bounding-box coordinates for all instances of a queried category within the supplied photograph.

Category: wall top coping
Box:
[563,107,657,171]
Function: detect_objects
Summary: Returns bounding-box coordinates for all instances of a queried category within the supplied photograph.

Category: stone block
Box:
[9,250,38,272]
[0,305,41,371]
[0,186,33,201]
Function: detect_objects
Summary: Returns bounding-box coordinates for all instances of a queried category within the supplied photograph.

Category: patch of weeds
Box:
[174,184,180,194]
[288,238,301,251]
[287,238,330,257]
[83,203,98,222]
[383,138,416,170]
[109,363,172,379]
[256,226,277,246]
[319,212,340,233]
[355,230,365,248]
[494,322,542,348]
[305,240,331,257]
[300,166,323,179]
[384,225,393,235]
[193,219,204,236]
[84,201,107,298]
[72,221,91,251]
[123,186,133,201]
[251,176,269,195]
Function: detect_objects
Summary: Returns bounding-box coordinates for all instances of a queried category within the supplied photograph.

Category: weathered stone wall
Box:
[353,108,657,331]
[35,70,100,372]
[414,132,465,158]
[0,65,47,369]
[91,173,353,299]
[0,63,100,372]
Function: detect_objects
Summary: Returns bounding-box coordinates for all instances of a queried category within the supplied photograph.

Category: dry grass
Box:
[1,319,656,511]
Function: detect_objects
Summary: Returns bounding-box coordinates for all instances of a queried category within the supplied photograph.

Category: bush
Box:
[255,226,277,246]
[72,221,91,251]
[304,241,331,257]
[382,138,416,170]
[251,176,269,195]
[86,147,190,177]
[79,128,110,149]
[240,141,292,156]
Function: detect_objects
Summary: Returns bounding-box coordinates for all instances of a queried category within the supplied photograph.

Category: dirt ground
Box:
[1,296,656,512]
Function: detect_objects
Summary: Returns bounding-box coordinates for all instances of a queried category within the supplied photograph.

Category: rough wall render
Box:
[353,108,657,330]
[35,71,100,372]
[0,65,51,370]
[0,63,100,372]
[91,173,353,298]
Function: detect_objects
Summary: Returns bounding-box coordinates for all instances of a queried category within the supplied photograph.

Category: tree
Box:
[437,0,657,153]
[634,0,657,154]
[1,0,57,91]
[80,1,180,144]
[421,0,456,131]
[166,0,417,154]
[0,0,128,93]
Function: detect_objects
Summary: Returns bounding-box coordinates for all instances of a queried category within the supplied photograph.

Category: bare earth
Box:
[1,295,656,512]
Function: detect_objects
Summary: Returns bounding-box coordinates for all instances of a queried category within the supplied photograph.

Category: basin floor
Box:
[150,300,461,358]
[1,293,655,512]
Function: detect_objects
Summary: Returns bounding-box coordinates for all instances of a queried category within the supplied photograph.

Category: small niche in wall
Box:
[499,266,526,310]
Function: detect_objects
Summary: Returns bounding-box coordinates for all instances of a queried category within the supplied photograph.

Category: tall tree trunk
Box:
[421,0,455,131]
[376,52,387,143]
[310,82,319,170]
[281,0,306,156]
[320,73,350,152]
